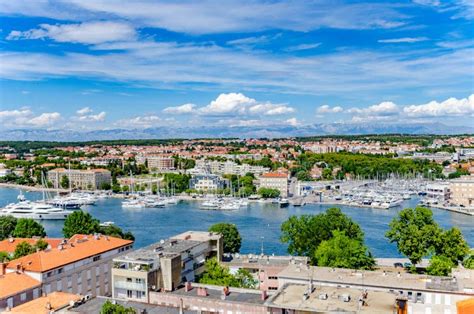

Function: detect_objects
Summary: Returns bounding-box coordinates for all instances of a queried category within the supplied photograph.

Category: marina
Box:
[0,186,472,258]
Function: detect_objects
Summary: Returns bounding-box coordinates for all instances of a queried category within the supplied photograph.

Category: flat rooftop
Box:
[66,297,196,314]
[171,284,266,305]
[266,284,396,313]
[278,264,474,294]
[171,230,221,242]
[222,254,309,267]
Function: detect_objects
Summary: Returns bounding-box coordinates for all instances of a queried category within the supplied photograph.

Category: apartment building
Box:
[0,237,63,259]
[426,182,450,203]
[5,234,133,299]
[194,160,269,176]
[189,174,228,191]
[111,231,223,303]
[258,172,289,197]
[0,163,11,177]
[449,175,474,208]
[136,156,175,171]
[0,267,41,310]
[47,168,112,190]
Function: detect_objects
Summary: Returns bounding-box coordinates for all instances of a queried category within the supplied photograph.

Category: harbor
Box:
[0,186,472,258]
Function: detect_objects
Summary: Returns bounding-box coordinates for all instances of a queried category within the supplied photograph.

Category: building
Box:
[0,164,11,177]
[7,291,81,313]
[5,234,133,299]
[0,237,63,259]
[0,267,41,310]
[426,182,450,203]
[144,156,175,171]
[275,264,474,314]
[258,172,289,197]
[449,175,474,208]
[111,231,223,303]
[194,160,269,176]
[222,254,309,292]
[47,168,112,190]
[189,174,228,191]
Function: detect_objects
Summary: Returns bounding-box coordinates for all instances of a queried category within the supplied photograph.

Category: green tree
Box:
[99,224,135,241]
[0,251,10,262]
[281,208,364,264]
[100,182,111,190]
[234,268,258,289]
[13,241,35,259]
[463,250,474,269]
[0,216,17,240]
[60,175,69,189]
[209,223,241,254]
[427,255,455,276]
[433,227,469,265]
[100,300,135,314]
[314,231,375,270]
[385,207,440,267]
[12,218,46,238]
[199,258,237,287]
[34,238,49,251]
[63,211,100,238]
[257,187,280,198]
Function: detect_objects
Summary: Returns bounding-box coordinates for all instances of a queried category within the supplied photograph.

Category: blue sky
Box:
[0,0,473,132]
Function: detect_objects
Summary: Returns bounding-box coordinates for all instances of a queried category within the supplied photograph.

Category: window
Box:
[57,268,63,274]
[57,280,63,291]
[46,271,53,278]
[45,284,51,294]
[136,278,143,283]
[20,293,26,301]
[269,287,278,290]
[127,278,132,282]
[268,276,278,280]
[127,290,133,298]
[136,291,144,298]
[93,255,101,262]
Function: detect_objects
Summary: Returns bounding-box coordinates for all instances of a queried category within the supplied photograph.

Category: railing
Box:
[114,281,147,291]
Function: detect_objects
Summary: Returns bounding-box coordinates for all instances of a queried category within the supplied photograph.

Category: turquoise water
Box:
[1,187,473,257]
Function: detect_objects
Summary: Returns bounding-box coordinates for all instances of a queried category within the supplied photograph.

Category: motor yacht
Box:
[0,201,73,220]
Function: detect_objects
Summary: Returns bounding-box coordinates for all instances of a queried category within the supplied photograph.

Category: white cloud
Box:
[378,37,429,43]
[403,94,474,117]
[29,112,61,126]
[75,107,106,122]
[248,103,295,115]
[7,21,136,44]
[286,117,300,126]
[317,105,343,114]
[348,101,400,122]
[76,107,92,115]
[115,115,162,128]
[285,43,321,52]
[163,103,196,114]
[0,109,61,128]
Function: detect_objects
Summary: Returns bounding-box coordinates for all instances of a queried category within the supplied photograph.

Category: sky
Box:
[0,0,473,133]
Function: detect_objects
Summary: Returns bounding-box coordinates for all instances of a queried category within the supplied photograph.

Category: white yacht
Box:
[0,201,73,220]
[201,199,220,209]
[122,199,144,209]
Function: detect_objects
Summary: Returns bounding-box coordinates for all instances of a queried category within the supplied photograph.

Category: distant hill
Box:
[0,122,471,141]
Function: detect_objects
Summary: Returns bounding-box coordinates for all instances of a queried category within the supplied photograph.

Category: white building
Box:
[258,172,289,197]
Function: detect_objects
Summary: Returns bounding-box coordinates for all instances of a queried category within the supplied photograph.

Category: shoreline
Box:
[0,183,68,193]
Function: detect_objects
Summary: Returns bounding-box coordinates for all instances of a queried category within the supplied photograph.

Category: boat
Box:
[219,201,240,210]
[201,199,220,209]
[122,199,144,209]
[278,198,290,208]
[99,221,114,227]
[0,201,73,220]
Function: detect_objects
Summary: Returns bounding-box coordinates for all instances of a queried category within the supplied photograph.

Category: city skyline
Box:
[1,0,473,135]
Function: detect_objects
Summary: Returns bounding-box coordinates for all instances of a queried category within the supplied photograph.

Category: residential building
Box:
[258,172,289,197]
[189,174,228,191]
[0,164,11,177]
[47,168,112,190]
[194,160,269,176]
[5,234,133,299]
[449,175,474,208]
[426,182,450,203]
[111,231,223,303]
[0,237,63,259]
[0,266,41,310]
[138,156,175,171]
[7,291,81,313]
[275,264,474,314]
[222,254,309,292]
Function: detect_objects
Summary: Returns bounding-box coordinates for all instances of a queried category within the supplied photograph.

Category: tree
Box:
[63,211,100,238]
[12,218,46,238]
[100,182,111,190]
[199,258,257,288]
[0,216,17,240]
[0,251,10,262]
[427,255,454,276]
[234,268,258,289]
[60,175,69,189]
[314,230,375,270]
[385,207,440,267]
[281,208,364,264]
[99,224,135,241]
[34,238,49,251]
[432,227,469,265]
[13,241,35,259]
[463,250,474,269]
[257,187,280,198]
[100,300,135,314]
[209,223,241,253]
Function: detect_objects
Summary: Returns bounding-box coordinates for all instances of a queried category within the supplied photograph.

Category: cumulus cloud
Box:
[347,101,400,122]
[403,94,474,117]
[0,109,61,128]
[317,105,343,114]
[7,21,136,44]
[378,37,429,43]
[163,103,196,114]
[75,107,106,122]
[286,117,300,126]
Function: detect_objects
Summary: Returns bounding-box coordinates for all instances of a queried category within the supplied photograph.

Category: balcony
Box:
[114,281,147,291]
